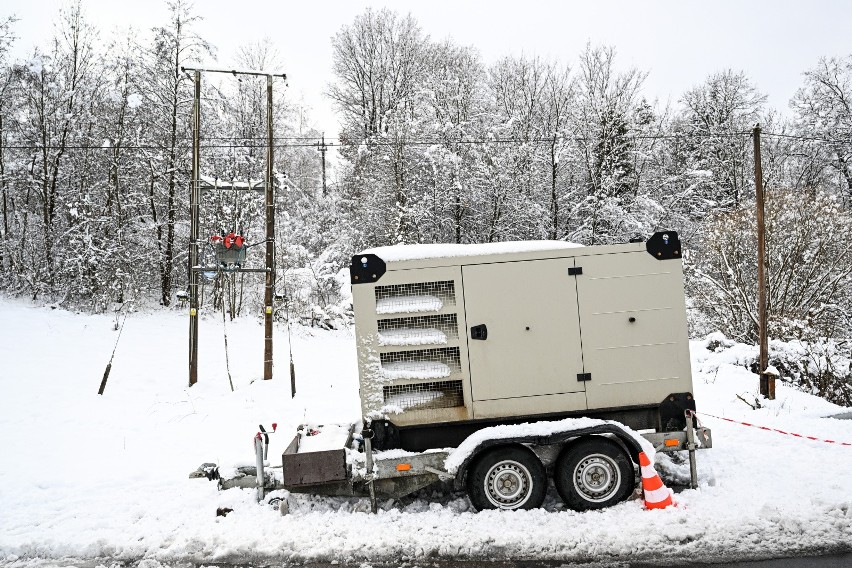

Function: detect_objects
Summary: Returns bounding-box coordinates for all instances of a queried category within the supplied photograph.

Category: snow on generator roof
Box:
[361,240,582,264]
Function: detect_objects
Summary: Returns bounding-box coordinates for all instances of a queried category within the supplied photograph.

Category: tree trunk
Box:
[0,111,7,268]
[549,142,558,240]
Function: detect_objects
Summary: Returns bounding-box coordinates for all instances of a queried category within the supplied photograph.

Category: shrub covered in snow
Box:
[686,188,852,345]
[278,244,353,330]
[700,333,852,407]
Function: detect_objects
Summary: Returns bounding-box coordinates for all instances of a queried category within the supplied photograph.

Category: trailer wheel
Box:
[554,437,634,511]
[466,446,546,511]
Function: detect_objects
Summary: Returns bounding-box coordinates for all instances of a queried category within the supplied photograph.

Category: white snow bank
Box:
[362,240,582,263]
[378,328,447,346]
[381,360,451,380]
[2,301,852,565]
[376,295,443,314]
[444,417,655,474]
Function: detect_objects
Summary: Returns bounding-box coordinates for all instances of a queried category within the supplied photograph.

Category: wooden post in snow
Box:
[263,74,275,381]
[753,124,774,400]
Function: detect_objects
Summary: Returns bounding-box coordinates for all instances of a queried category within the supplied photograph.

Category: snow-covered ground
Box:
[1,298,851,566]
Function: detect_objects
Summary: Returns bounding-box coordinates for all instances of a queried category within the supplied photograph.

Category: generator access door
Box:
[462,258,587,420]
[575,251,693,411]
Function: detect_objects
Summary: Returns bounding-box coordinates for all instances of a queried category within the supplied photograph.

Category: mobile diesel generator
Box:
[215,232,711,511]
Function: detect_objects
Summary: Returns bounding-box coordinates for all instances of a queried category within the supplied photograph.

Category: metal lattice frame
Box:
[383,380,465,410]
[375,280,456,307]
[377,314,459,344]
[380,347,461,373]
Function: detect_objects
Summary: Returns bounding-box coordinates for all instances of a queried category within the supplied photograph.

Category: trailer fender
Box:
[451,424,644,491]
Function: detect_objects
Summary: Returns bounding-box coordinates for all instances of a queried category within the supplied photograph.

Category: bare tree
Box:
[329,8,429,245]
[136,0,212,306]
[791,55,852,201]
[13,2,100,294]
[688,188,852,342]
[0,15,18,271]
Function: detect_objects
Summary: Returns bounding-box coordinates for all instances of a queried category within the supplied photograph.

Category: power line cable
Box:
[6,130,849,151]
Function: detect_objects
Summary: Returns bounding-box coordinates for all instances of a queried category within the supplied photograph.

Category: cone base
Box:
[644,496,673,509]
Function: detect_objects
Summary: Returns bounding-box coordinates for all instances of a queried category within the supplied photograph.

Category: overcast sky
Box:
[4,0,852,135]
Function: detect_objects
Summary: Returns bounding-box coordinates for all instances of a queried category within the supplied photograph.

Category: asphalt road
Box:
[631,551,852,567]
[8,552,852,567]
[300,555,852,568]
[282,553,852,568]
[357,553,852,567]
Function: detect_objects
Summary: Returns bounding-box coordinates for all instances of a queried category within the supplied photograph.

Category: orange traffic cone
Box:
[638,451,673,510]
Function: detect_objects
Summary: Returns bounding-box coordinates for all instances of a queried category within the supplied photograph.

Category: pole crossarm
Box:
[198,175,273,193]
[191,267,271,273]
[181,66,287,80]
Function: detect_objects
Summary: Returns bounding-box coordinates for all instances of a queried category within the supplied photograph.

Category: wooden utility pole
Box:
[318,134,328,196]
[188,70,201,386]
[263,74,275,381]
[753,124,774,400]
[183,67,285,387]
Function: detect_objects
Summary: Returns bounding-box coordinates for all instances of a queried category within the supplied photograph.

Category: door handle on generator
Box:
[470,324,488,340]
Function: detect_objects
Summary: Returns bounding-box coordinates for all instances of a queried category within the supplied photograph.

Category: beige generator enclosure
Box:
[350,232,696,452]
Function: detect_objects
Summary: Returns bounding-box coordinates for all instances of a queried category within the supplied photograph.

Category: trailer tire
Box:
[554,437,634,511]
[466,446,546,511]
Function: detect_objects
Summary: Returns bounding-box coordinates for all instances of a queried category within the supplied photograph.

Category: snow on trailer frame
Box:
[270,412,711,512]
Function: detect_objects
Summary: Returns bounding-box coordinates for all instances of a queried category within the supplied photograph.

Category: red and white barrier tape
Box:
[693,411,852,447]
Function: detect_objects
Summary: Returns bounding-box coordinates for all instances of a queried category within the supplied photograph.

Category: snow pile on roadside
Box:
[1,299,851,566]
[699,332,852,407]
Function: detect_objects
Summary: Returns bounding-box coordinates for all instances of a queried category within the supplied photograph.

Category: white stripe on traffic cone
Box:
[638,451,673,510]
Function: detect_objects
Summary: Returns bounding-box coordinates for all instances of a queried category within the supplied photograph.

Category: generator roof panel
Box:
[359,240,647,270]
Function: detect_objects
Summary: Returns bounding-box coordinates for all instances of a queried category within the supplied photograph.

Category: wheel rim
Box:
[572,453,621,503]
[483,459,533,509]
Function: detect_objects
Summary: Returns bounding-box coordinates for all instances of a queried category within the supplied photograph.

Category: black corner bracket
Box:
[350,253,387,284]
[646,231,682,260]
[659,392,697,431]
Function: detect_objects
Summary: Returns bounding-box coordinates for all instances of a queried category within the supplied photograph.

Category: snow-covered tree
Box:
[9,2,103,300]
[135,0,212,306]
[0,15,17,273]
[688,187,852,343]
[329,8,430,247]
[414,41,487,244]
[791,55,852,201]
[564,45,655,244]
[674,70,766,210]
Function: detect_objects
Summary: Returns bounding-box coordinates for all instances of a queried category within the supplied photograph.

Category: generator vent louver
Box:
[374,280,455,315]
[361,274,468,422]
[377,313,458,346]
[379,347,461,378]
[383,380,465,411]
